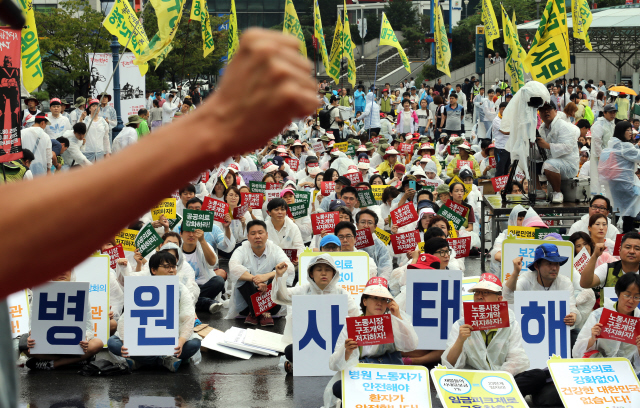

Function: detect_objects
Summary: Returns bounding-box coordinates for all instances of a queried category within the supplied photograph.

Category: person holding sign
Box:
[25,271,104,371]
[573,273,640,367]
[181,197,237,264]
[445,142,480,179]
[334,222,379,277]
[265,197,304,272]
[442,274,547,399]
[375,146,401,180]
[271,253,360,374]
[324,278,419,408]
[318,175,350,212]
[567,195,620,241]
[357,209,393,280]
[586,213,616,254]
[280,189,312,244]
[221,187,248,243]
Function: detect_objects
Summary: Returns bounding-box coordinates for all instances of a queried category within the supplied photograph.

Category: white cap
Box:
[309,166,322,175]
[362,277,393,299]
[346,165,358,174]
[468,273,503,293]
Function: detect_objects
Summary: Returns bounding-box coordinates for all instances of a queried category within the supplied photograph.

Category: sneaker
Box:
[26,358,54,371]
[259,312,274,327]
[552,192,563,204]
[284,360,293,374]
[208,300,223,314]
[162,356,182,373]
[244,313,258,325]
[125,358,138,371]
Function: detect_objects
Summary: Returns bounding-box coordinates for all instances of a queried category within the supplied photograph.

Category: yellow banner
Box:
[135,0,187,65]
[374,227,391,246]
[313,0,330,77]
[228,0,240,61]
[283,0,307,57]
[103,0,149,76]
[513,11,519,38]
[524,0,570,83]
[379,13,410,73]
[151,198,177,221]
[480,0,500,50]
[434,0,451,77]
[371,185,386,201]
[154,44,173,70]
[115,229,139,252]
[507,226,537,239]
[19,0,43,93]
[448,221,458,238]
[334,141,348,152]
[449,175,471,199]
[190,0,215,57]
[572,0,592,50]
[501,6,525,92]
[327,15,343,83]
[342,0,356,87]
[431,367,527,406]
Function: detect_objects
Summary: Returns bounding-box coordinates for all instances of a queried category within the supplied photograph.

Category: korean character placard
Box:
[241,192,264,210]
[6,290,29,339]
[447,236,471,258]
[491,175,509,192]
[463,301,510,331]
[431,367,527,408]
[124,276,179,356]
[74,254,111,347]
[390,202,418,228]
[445,199,469,218]
[346,314,394,347]
[390,230,421,254]
[502,238,574,283]
[548,357,640,408]
[355,228,374,250]
[598,308,640,345]
[250,284,276,317]
[311,211,340,235]
[343,363,431,408]
[265,182,283,202]
[31,281,90,355]
[574,247,591,275]
[299,252,370,302]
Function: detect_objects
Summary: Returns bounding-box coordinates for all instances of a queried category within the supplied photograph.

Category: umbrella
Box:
[608,86,637,96]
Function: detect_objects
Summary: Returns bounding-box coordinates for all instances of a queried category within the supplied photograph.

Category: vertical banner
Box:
[88,53,113,102]
[292,294,347,376]
[6,290,29,339]
[406,269,463,350]
[74,254,111,346]
[0,28,22,163]
[475,26,485,76]
[514,291,571,369]
[18,0,43,93]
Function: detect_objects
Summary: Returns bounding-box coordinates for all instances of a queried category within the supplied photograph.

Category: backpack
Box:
[319,106,337,130]
[583,105,595,125]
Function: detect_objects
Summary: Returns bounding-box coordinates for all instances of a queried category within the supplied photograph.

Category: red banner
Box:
[344,171,363,185]
[265,182,283,202]
[456,160,473,169]
[0,29,22,163]
[311,211,340,235]
[447,236,471,258]
[321,181,336,196]
[202,197,228,222]
[445,200,469,218]
[491,175,509,192]
[613,234,623,256]
[241,192,264,210]
[463,301,510,331]
[390,202,419,227]
[284,158,299,172]
[355,228,375,249]
[101,244,125,270]
[489,156,496,168]
[598,308,640,345]
[346,314,395,346]
[232,202,249,219]
[390,230,421,254]
[398,143,413,155]
[283,249,298,263]
[573,248,591,275]
[250,284,276,317]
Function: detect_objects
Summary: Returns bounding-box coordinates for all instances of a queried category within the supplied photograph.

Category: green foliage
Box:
[31,90,49,101]
[384,0,418,30]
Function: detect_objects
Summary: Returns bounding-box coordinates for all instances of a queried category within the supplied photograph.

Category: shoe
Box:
[244,314,258,325]
[124,358,138,371]
[552,192,563,204]
[26,358,54,370]
[162,356,182,373]
[468,247,480,257]
[259,312,274,327]
[208,300,223,314]
[284,360,293,374]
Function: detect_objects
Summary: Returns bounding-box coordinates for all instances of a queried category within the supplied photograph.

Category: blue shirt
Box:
[354,90,366,108]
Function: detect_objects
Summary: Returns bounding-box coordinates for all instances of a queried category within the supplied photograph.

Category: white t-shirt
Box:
[183,249,205,285]
[416,109,431,127]
[594,262,640,288]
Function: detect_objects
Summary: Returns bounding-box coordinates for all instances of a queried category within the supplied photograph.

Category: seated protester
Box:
[108,252,200,372]
[370,143,388,169]
[588,213,616,254]
[490,205,526,276]
[227,220,294,325]
[579,232,640,303]
[98,242,127,326]
[319,234,342,252]
[310,203,352,250]
[445,142,481,179]
[449,182,481,249]
[435,183,450,206]
[573,273,640,366]
[389,176,419,218]
[566,232,597,332]
[355,182,385,230]
[506,244,580,343]
[205,176,227,202]
[394,251,442,307]
[423,160,444,187]
[415,143,442,175]
[479,143,496,178]
[328,148,355,175]
[356,155,374,183]
[180,226,226,314]
[380,185,400,232]
[324,278,419,408]
[568,195,620,240]
[25,270,104,370]
[219,186,248,244]
[238,185,264,221]
[425,219,465,271]
[272,254,360,373]
[376,145,402,180]
[357,209,393,279]
[458,167,482,226]
[335,221,378,277]
[279,188,313,245]
[442,274,548,399]
[297,161,322,191]
[319,175,351,212]
[265,197,305,285]
[176,184,196,215]
[59,123,92,168]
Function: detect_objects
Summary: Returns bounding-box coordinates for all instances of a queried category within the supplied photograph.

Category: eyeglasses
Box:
[358,220,376,226]
[620,293,640,302]
[590,205,608,212]
[158,264,177,270]
[435,249,452,257]
[338,234,355,240]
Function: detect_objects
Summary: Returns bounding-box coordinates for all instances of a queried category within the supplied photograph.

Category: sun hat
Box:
[528,243,569,271]
[362,277,393,299]
[468,273,503,293]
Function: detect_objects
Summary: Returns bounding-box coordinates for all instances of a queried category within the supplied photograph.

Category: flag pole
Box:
[367,15,384,140]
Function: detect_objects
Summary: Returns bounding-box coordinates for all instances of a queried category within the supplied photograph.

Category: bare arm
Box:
[0,30,317,298]
[580,243,605,289]
[505,256,522,292]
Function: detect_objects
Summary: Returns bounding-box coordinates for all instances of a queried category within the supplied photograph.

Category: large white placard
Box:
[299,251,369,302]
[342,363,431,407]
[31,282,90,355]
[501,238,574,284]
[292,294,348,377]
[74,254,111,346]
[6,290,29,339]
[406,269,463,350]
[124,276,179,356]
[514,291,571,369]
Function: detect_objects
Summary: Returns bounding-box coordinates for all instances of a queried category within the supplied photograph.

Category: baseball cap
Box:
[329,199,347,211]
[393,164,405,174]
[279,188,295,198]
[335,176,351,186]
[528,243,569,271]
[272,156,284,167]
[604,104,618,113]
[320,234,341,248]
[358,157,370,170]
[407,253,441,270]
[469,273,503,293]
[362,277,393,299]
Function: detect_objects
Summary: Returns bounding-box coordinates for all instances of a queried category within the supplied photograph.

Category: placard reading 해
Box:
[463,301,510,331]
[7,290,29,339]
[431,367,527,408]
[346,314,394,346]
[74,254,111,347]
[292,294,348,376]
[502,238,574,283]
[299,252,370,300]
[124,276,179,356]
[250,284,276,317]
[342,364,431,408]
[31,282,90,355]
[548,357,640,408]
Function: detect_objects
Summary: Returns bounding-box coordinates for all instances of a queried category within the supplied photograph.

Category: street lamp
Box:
[535,0,541,19]
[100,0,123,139]
[464,0,469,19]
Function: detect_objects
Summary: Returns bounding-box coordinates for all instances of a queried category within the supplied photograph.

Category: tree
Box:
[36,0,111,98]
[384,0,418,31]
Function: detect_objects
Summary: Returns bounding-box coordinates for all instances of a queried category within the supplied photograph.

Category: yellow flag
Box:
[313,0,330,77]
[501,6,525,92]
[434,0,451,77]
[379,13,410,73]
[190,0,215,57]
[480,0,500,50]
[18,0,43,92]
[342,0,356,87]
[228,0,240,61]
[327,16,343,83]
[103,0,149,76]
[512,11,519,38]
[572,0,592,51]
[283,0,307,57]
[154,44,173,70]
[135,0,187,65]
[524,0,571,83]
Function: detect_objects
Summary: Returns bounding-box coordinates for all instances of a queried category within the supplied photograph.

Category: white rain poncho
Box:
[441,308,530,376]
[270,255,360,343]
[573,306,640,373]
[598,138,640,217]
[361,92,381,130]
[501,81,550,178]
[330,151,356,175]
[20,126,52,176]
[490,204,526,276]
[323,309,419,408]
[590,116,615,195]
[536,114,580,180]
